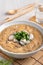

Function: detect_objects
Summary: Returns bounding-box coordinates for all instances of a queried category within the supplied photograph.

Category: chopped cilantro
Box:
[14,31,30,41]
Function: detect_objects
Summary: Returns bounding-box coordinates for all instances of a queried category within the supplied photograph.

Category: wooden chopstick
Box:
[6,4,35,15]
[4,4,35,22]
[17,3,35,12]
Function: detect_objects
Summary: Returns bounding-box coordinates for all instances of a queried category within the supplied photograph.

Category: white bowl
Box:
[0,21,43,59]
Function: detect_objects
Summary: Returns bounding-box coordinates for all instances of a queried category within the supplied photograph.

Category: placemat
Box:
[0,16,43,65]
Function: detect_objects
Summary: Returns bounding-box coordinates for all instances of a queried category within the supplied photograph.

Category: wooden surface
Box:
[0,16,43,65]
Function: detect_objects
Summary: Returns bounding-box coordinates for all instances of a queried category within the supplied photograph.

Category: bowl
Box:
[0,21,43,59]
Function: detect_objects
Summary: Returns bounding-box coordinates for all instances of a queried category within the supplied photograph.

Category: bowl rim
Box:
[0,45,43,55]
[0,20,43,55]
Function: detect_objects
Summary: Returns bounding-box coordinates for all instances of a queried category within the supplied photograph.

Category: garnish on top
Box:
[8,31,34,45]
[14,31,30,41]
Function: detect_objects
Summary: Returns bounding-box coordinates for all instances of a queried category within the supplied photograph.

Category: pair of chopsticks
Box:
[4,3,35,22]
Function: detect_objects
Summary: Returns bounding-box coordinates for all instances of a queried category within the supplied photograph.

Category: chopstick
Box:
[4,3,35,22]
[7,3,35,14]
[17,3,35,12]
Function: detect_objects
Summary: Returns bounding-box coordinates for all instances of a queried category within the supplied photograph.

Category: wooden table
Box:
[0,16,43,65]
